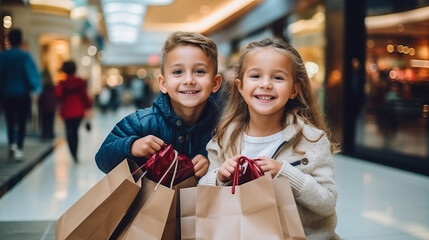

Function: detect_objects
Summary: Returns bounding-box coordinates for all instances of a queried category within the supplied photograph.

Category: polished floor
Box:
[0,106,428,239]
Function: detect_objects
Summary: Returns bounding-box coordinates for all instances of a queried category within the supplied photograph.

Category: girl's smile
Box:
[236,47,298,119]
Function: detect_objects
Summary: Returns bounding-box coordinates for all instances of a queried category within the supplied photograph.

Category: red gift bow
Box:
[231,156,264,194]
[141,144,194,186]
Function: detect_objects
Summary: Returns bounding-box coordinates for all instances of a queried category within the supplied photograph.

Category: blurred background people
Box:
[129,76,147,109]
[38,68,57,140]
[55,60,92,163]
[97,85,111,113]
[0,28,41,161]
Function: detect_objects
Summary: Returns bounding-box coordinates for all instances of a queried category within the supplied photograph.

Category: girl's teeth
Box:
[258,96,271,100]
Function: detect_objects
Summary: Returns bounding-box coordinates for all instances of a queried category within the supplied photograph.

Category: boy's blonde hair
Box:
[160,31,218,75]
[214,38,339,159]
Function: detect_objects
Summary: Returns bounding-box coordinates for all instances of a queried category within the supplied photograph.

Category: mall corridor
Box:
[0,105,427,239]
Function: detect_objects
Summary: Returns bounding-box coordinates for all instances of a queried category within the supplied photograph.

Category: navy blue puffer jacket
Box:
[95,92,220,174]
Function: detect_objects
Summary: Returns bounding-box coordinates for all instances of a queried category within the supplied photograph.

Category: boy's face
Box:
[159,45,221,115]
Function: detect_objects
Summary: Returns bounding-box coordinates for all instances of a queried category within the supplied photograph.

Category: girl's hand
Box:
[131,135,165,158]
[256,156,282,178]
[192,154,209,177]
[217,154,242,182]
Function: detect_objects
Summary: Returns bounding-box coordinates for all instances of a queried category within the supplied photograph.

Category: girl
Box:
[199,38,340,239]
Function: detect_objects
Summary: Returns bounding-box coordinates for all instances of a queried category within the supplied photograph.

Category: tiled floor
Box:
[0,106,428,239]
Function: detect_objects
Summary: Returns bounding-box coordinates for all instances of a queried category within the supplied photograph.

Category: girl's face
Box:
[236,47,299,119]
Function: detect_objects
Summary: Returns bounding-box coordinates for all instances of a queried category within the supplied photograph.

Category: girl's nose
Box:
[259,77,273,89]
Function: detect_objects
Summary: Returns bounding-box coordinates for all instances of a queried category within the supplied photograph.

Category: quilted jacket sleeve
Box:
[95,112,142,173]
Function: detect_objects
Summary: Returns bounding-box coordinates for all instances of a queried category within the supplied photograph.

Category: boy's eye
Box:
[172,70,183,75]
[195,69,206,74]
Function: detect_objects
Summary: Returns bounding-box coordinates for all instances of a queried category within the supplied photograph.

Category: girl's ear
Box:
[235,79,243,93]
[158,74,168,94]
[211,73,223,93]
[290,83,300,99]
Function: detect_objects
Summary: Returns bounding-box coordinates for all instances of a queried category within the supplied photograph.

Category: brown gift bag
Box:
[161,176,198,240]
[55,159,142,240]
[273,177,306,240]
[239,157,305,239]
[112,150,197,240]
[180,174,285,240]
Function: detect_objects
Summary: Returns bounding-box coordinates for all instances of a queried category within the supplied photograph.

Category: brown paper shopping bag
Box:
[240,157,306,239]
[273,177,306,240]
[112,149,197,240]
[111,176,175,240]
[237,156,305,239]
[55,159,142,240]
[180,174,285,240]
[161,176,198,240]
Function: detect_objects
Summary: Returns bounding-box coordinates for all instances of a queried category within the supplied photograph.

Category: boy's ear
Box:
[158,74,168,94]
[211,73,223,93]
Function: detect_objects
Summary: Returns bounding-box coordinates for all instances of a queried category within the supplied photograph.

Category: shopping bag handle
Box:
[231,156,264,194]
[155,150,178,189]
[131,150,179,189]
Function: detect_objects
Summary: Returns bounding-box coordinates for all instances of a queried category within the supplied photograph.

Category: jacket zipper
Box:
[271,140,304,166]
[271,141,288,159]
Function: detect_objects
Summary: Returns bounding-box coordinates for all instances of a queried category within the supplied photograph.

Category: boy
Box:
[95,31,222,177]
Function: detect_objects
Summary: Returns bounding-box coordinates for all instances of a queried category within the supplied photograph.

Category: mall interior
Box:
[0,0,428,239]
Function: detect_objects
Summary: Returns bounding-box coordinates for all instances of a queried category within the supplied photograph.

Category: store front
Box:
[354,2,429,175]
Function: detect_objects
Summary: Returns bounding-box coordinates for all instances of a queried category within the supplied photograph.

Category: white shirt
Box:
[241,131,283,159]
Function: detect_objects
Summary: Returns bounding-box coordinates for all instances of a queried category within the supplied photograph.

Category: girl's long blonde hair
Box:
[213,38,339,159]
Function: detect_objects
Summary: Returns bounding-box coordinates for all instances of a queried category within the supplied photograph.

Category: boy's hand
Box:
[131,135,164,158]
[192,154,209,177]
[256,156,282,178]
[217,154,241,182]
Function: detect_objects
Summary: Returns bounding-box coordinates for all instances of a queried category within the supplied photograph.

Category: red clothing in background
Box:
[55,75,92,119]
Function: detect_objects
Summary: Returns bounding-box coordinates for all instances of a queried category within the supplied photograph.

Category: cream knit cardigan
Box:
[199,115,340,240]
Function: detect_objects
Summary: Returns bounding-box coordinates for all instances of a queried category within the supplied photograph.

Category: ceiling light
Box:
[29,0,75,10]
[103,2,144,14]
[105,13,144,25]
[142,0,174,5]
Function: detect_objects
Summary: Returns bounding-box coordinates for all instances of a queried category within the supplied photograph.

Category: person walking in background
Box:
[130,76,146,109]
[0,28,42,161]
[95,31,222,176]
[198,38,341,239]
[38,68,57,140]
[55,60,92,163]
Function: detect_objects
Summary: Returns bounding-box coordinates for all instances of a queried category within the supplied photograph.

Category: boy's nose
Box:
[183,73,196,85]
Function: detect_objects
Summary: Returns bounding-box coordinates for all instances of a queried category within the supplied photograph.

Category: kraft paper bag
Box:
[55,159,142,240]
[180,174,285,240]
[273,177,306,240]
[161,176,198,240]
[111,176,175,240]
[112,150,197,240]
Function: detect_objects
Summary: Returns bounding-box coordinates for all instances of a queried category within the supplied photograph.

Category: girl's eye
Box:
[273,76,284,81]
[172,70,183,75]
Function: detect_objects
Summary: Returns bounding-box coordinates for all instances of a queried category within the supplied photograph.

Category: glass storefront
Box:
[284,3,326,112]
[358,4,429,159]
